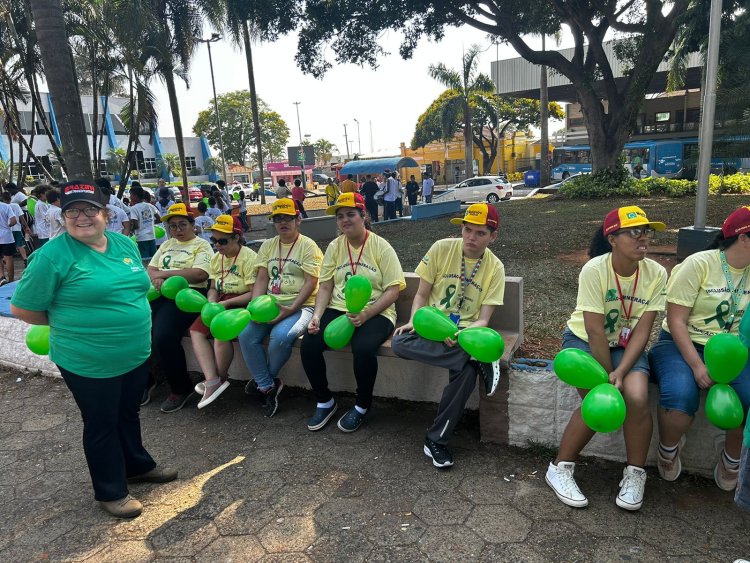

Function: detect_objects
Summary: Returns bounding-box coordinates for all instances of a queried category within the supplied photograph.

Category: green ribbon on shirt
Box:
[704,300,730,329]
[440,285,456,308]
[162,256,171,269]
[604,309,619,333]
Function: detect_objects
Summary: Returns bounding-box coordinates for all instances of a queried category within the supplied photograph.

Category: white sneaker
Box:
[616,465,647,511]
[195,381,205,395]
[197,381,230,409]
[545,461,588,508]
[656,436,685,482]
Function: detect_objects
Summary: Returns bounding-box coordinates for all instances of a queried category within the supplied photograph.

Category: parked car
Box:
[443,176,513,203]
[168,186,182,203]
[312,173,331,187]
[188,186,203,201]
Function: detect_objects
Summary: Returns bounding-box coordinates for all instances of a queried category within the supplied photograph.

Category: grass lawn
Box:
[371,195,750,359]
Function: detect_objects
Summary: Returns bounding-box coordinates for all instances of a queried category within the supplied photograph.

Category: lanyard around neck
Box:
[347,230,369,275]
[719,250,749,331]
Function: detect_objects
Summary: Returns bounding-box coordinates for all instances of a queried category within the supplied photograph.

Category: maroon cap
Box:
[722,206,750,238]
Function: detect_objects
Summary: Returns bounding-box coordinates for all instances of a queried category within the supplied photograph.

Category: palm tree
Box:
[29,0,91,179]
[313,138,334,165]
[428,45,494,182]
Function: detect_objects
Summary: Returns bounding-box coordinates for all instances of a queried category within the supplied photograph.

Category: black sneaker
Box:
[160,393,194,413]
[244,379,258,396]
[472,359,501,397]
[423,437,454,468]
[307,402,338,431]
[261,378,284,418]
[337,406,367,432]
[140,381,157,407]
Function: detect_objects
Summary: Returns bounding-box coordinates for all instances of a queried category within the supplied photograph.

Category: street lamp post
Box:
[196,33,226,184]
[343,123,350,159]
[293,102,307,190]
[353,118,361,155]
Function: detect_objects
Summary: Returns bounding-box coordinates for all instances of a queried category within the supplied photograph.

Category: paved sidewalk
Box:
[1,368,749,562]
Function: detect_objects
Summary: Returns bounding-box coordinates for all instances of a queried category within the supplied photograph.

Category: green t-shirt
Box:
[12,232,152,378]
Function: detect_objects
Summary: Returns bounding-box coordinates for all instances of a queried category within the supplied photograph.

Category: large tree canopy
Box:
[293,0,706,173]
[192,91,290,166]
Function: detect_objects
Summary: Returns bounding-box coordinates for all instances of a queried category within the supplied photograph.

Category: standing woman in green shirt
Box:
[11,181,176,519]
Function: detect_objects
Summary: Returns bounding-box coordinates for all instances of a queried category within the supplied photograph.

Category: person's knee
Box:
[623,389,650,415]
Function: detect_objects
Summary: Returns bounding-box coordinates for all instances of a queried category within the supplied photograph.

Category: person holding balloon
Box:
[146,203,213,413]
[391,203,505,468]
[189,215,257,408]
[547,206,668,511]
[301,192,406,432]
[11,180,176,519]
[649,206,750,492]
[238,199,323,417]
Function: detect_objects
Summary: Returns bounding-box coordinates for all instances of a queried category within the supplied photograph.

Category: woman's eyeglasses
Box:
[618,227,656,239]
[272,215,294,223]
[168,222,191,231]
[210,237,230,245]
[63,206,101,219]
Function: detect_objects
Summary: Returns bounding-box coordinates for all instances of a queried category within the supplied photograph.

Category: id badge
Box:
[270,280,281,295]
[449,313,460,326]
[618,326,632,348]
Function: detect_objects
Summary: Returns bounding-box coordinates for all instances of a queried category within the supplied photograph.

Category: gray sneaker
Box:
[160,393,194,413]
[656,436,685,482]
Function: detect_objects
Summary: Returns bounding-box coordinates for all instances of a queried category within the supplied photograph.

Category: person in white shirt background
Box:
[45,189,66,240]
[105,203,131,235]
[194,201,214,244]
[0,198,18,285]
[422,174,434,204]
[1,191,29,265]
[30,185,50,247]
[128,186,161,259]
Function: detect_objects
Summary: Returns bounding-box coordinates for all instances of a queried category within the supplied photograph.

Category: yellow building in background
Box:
[399,131,550,184]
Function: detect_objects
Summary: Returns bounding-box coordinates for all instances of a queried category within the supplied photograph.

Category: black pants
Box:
[407,194,418,206]
[365,201,378,223]
[297,200,309,218]
[301,308,394,409]
[383,201,396,220]
[150,294,202,395]
[59,362,156,501]
[395,197,403,217]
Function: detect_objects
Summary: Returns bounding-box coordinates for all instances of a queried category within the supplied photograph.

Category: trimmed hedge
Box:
[560,171,750,199]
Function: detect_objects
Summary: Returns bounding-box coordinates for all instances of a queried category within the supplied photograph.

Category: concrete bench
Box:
[409,200,461,220]
[265,215,337,241]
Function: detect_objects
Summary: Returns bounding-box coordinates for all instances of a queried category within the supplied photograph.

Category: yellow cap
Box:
[326,192,365,215]
[161,203,191,222]
[449,203,499,229]
[208,214,240,234]
[269,198,298,218]
[603,206,666,235]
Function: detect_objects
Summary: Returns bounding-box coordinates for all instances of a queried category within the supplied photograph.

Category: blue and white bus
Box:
[551,138,748,181]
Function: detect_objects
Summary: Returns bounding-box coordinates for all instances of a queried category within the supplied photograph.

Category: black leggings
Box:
[150,293,203,395]
[301,308,394,409]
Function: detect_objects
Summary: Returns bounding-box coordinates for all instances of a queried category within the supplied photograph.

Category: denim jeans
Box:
[238,307,313,390]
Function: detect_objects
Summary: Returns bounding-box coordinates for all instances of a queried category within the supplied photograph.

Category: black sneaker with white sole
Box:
[472,359,501,397]
[140,381,157,407]
[307,402,338,431]
[261,378,284,418]
[424,437,454,468]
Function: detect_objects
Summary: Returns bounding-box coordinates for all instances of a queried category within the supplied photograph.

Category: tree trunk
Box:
[539,35,550,186]
[243,21,266,205]
[91,43,99,176]
[463,99,473,180]
[30,0,91,179]
[163,69,189,203]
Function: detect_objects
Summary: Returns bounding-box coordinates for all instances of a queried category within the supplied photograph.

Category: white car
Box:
[445,176,513,203]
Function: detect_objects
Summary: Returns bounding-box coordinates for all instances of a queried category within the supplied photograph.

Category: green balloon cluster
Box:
[160,276,189,299]
[581,383,627,433]
[324,315,355,349]
[233,192,241,200]
[704,333,748,384]
[705,384,744,429]
[345,275,372,314]
[175,288,208,313]
[154,226,166,238]
[413,307,458,342]
[26,325,50,355]
[210,309,251,341]
[458,327,505,363]
[247,295,280,323]
[201,302,226,326]
[146,286,161,302]
[553,349,609,389]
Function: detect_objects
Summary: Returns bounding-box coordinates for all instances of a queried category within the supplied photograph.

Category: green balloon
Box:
[553,348,609,390]
[202,197,209,205]
[175,288,208,313]
[210,309,251,341]
[740,311,750,348]
[458,327,505,363]
[247,294,279,323]
[26,325,50,355]
[581,383,626,433]
[160,276,189,299]
[233,192,241,200]
[146,286,161,302]
[413,307,458,342]
[705,383,744,430]
[345,275,372,314]
[27,198,36,218]
[324,314,355,349]
[704,333,748,384]
[154,226,166,238]
[201,302,226,326]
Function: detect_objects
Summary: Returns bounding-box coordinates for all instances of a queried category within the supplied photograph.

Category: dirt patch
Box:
[557,245,680,273]
[517,335,561,360]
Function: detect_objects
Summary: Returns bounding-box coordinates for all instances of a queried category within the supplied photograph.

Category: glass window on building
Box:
[185,156,197,170]
[143,158,157,173]
[655,112,671,123]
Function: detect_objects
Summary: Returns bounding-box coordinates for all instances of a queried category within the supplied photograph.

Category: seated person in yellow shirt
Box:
[392,203,506,469]
[547,206,667,512]
[190,216,257,409]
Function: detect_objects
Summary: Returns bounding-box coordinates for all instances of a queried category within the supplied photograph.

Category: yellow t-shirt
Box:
[149,236,213,289]
[415,238,505,328]
[209,246,257,295]
[662,249,750,345]
[319,232,406,325]
[567,253,667,346]
[339,179,357,193]
[255,235,323,307]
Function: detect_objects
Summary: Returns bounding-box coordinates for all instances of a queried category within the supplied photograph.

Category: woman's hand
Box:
[443,336,458,347]
[308,315,320,334]
[394,321,414,336]
[346,309,370,328]
[608,370,624,392]
[270,304,294,325]
[692,363,714,389]
[151,277,165,291]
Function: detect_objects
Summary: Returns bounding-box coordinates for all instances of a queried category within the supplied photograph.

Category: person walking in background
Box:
[422,174,434,203]
[302,193,405,433]
[405,175,420,209]
[105,201,131,236]
[276,179,292,199]
[1,192,29,266]
[194,202,214,244]
[205,197,223,222]
[545,206,667,511]
[11,180,176,519]
[46,189,66,240]
[0,195,17,285]
[237,190,250,231]
[292,179,309,219]
[325,178,340,206]
[383,172,400,221]
[339,174,357,194]
[129,186,161,260]
[359,175,379,223]
[31,185,50,248]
